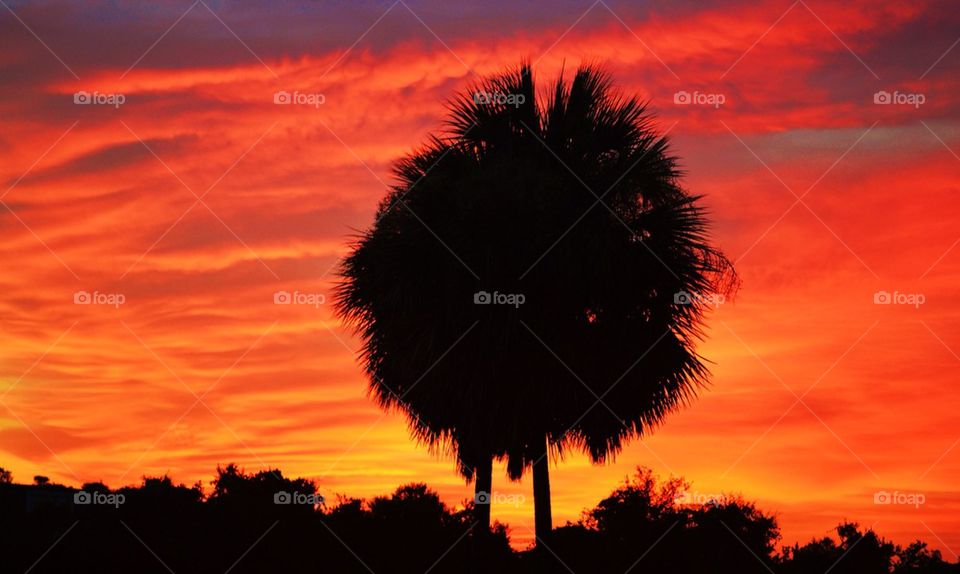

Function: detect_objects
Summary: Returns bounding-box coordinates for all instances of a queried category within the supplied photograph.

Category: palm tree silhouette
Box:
[336,62,736,548]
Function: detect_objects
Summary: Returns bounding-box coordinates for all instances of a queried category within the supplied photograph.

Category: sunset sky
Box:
[2,0,959,553]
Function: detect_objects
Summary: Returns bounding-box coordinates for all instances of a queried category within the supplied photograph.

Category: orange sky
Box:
[2,0,959,553]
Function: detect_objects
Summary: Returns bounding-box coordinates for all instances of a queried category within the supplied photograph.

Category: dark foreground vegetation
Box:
[0,465,955,573]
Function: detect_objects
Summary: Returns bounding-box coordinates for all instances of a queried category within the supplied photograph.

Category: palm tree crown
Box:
[336,62,736,540]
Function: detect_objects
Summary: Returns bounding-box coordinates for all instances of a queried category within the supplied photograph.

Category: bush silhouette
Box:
[0,464,956,573]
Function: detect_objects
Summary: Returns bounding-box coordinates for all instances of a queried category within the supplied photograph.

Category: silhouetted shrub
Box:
[0,464,956,573]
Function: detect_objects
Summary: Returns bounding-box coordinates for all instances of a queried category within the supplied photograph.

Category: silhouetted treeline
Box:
[0,465,955,573]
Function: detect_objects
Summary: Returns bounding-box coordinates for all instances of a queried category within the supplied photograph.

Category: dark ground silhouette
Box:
[0,464,954,573]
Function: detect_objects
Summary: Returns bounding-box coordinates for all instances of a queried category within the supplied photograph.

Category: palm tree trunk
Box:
[532,437,552,547]
[470,456,494,573]
[473,456,493,531]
